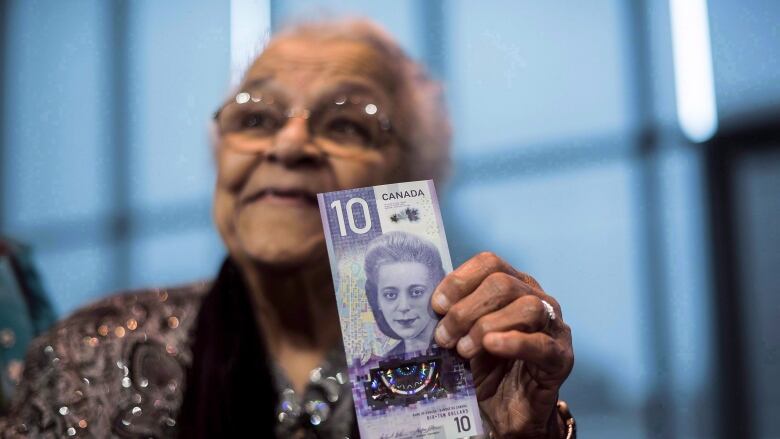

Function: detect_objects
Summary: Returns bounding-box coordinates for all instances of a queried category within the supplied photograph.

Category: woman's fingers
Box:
[431,252,520,314]
[431,251,571,368]
[432,252,564,321]
[434,271,532,348]
[483,330,573,375]
[454,295,550,359]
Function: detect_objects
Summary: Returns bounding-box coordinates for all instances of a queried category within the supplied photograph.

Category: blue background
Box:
[1,1,778,438]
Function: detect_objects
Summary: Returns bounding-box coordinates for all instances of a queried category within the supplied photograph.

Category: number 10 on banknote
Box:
[318,180,483,439]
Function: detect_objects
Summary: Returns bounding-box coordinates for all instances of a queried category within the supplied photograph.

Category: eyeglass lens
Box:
[216,92,392,150]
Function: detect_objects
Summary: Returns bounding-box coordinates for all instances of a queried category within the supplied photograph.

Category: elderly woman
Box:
[0,19,574,438]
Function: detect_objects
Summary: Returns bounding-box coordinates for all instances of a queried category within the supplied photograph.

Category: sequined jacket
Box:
[0,282,210,438]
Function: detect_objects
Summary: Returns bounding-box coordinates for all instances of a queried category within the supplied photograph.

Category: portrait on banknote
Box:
[364,231,444,358]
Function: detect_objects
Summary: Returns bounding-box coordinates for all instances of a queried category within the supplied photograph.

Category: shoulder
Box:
[65,280,210,325]
[59,281,211,345]
[0,281,211,438]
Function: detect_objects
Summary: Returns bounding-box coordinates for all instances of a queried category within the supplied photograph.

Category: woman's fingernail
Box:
[457,335,475,357]
[434,293,450,311]
[435,324,452,346]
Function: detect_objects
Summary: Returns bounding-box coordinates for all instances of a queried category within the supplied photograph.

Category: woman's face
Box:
[213,36,406,268]
[377,261,437,340]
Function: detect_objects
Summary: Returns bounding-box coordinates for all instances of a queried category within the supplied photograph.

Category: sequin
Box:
[126,319,138,330]
[84,336,99,347]
[309,367,323,383]
[67,427,76,436]
[78,419,88,428]
[167,316,179,329]
[0,328,16,348]
[59,406,69,415]
[323,377,341,402]
[305,400,330,425]
[7,360,23,383]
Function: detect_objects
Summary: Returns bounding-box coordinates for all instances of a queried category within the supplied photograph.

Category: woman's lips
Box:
[242,188,318,207]
[394,317,419,327]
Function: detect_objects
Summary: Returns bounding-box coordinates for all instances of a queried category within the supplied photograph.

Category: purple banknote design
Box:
[318,180,483,439]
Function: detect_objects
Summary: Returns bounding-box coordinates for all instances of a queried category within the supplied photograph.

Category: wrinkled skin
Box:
[432,252,574,438]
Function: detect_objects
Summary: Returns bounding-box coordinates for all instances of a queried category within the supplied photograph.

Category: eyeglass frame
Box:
[211,89,402,151]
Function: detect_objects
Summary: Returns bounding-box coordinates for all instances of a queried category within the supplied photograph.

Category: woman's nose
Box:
[266,117,324,167]
[397,294,411,312]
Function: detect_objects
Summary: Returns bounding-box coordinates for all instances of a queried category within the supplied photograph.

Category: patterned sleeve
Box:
[0,328,80,438]
[0,285,206,438]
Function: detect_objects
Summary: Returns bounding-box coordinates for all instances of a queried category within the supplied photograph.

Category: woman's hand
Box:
[432,252,574,438]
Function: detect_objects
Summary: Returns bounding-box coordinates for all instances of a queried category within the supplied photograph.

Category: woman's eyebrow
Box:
[241,77,291,101]
[242,76,271,91]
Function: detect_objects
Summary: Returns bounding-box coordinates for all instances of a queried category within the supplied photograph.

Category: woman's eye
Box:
[326,118,373,146]
[241,112,278,131]
[382,291,398,301]
[409,287,426,298]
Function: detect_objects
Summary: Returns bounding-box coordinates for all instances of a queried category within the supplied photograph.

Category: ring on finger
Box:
[540,299,556,330]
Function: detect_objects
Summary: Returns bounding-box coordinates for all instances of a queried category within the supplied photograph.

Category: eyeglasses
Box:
[213,91,396,151]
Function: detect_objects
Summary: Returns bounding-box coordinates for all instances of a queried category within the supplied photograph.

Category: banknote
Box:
[318,180,483,439]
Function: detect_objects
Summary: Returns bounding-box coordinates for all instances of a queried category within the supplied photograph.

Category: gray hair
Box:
[270,18,452,184]
[364,231,445,339]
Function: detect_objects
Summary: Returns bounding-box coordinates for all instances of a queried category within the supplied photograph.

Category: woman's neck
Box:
[236,256,342,391]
